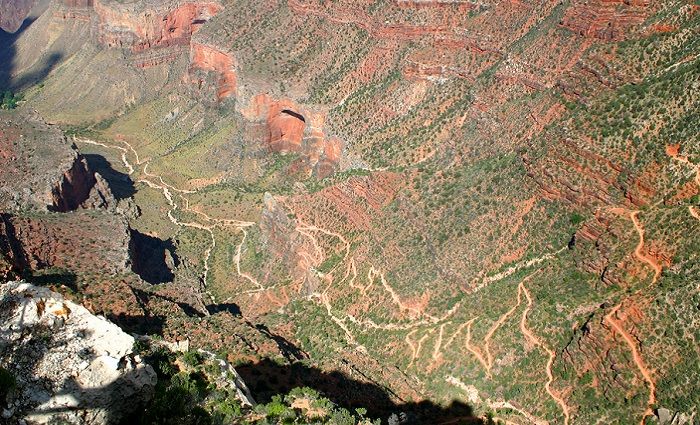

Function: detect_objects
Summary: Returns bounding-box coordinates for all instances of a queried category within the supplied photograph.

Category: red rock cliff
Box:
[188,42,237,100]
[560,0,652,40]
[244,94,343,178]
[93,0,221,50]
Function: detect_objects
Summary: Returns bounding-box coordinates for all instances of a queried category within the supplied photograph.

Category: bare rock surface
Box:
[0,281,157,424]
[0,111,115,213]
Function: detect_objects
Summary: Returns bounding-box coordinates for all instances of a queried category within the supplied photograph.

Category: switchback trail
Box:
[629,211,662,284]
[464,317,490,374]
[476,247,566,290]
[604,304,656,425]
[462,272,538,376]
[76,137,257,302]
[519,280,571,425]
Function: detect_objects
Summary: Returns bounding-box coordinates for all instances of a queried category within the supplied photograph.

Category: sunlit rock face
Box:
[0,282,157,425]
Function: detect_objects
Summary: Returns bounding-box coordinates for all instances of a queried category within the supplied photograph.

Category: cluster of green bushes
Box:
[1,91,22,110]
[132,343,380,425]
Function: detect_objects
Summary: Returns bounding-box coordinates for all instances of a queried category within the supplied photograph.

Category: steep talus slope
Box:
[1,0,699,423]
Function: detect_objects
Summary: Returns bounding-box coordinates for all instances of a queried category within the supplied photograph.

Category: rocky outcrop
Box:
[0,211,132,276]
[63,0,94,6]
[188,42,237,100]
[0,0,35,32]
[50,154,101,212]
[0,282,157,424]
[93,0,221,50]
[393,0,474,8]
[560,0,652,41]
[259,193,311,291]
[0,112,116,213]
[244,94,343,178]
[0,215,21,280]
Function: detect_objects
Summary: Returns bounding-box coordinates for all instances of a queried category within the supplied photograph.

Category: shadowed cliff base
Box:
[237,358,482,424]
[83,154,137,200]
[129,230,179,284]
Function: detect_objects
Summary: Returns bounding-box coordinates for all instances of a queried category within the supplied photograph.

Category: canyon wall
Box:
[188,42,237,100]
[93,0,221,50]
[245,94,343,178]
[560,0,652,40]
[0,0,35,32]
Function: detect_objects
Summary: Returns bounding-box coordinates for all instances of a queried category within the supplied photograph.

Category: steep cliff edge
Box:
[0,111,115,213]
[0,281,157,424]
[93,0,221,50]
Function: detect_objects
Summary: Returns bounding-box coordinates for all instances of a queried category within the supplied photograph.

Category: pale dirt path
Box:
[670,153,700,222]
[406,329,419,366]
[347,259,366,296]
[476,247,566,290]
[629,211,662,284]
[414,328,434,365]
[690,206,700,221]
[489,401,549,425]
[443,322,469,352]
[281,203,464,334]
[376,267,423,317]
[318,292,360,348]
[432,322,447,361]
[460,272,538,375]
[234,227,264,291]
[604,304,656,425]
[76,137,256,303]
[464,317,490,374]
[79,139,135,175]
[484,283,524,371]
[446,376,547,425]
[519,281,571,425]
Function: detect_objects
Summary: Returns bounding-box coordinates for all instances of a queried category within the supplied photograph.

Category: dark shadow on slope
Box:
[237,359,483,424]
[253,323,308,362]
[10,51,62,90]
[206,302,241,316]
[107,312,166,336]
[0,18,32,89]
[130,230,179,284]
[0,212,29,272]
[130,286,205,319]
[83,153,136,200]
[1,286,484,425]
[280,109,306,123]
[0,0,62,91]
[26,270,78,291]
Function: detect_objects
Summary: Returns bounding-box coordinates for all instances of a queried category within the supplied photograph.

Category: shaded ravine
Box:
[76,138,256,306]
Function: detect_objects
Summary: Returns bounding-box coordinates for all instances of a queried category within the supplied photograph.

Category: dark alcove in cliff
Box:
[129,230,179,284]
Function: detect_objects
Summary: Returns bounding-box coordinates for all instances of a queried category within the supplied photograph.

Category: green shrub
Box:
[183,350,204,367]
[1,91,21,110]
[0,367,16,402]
